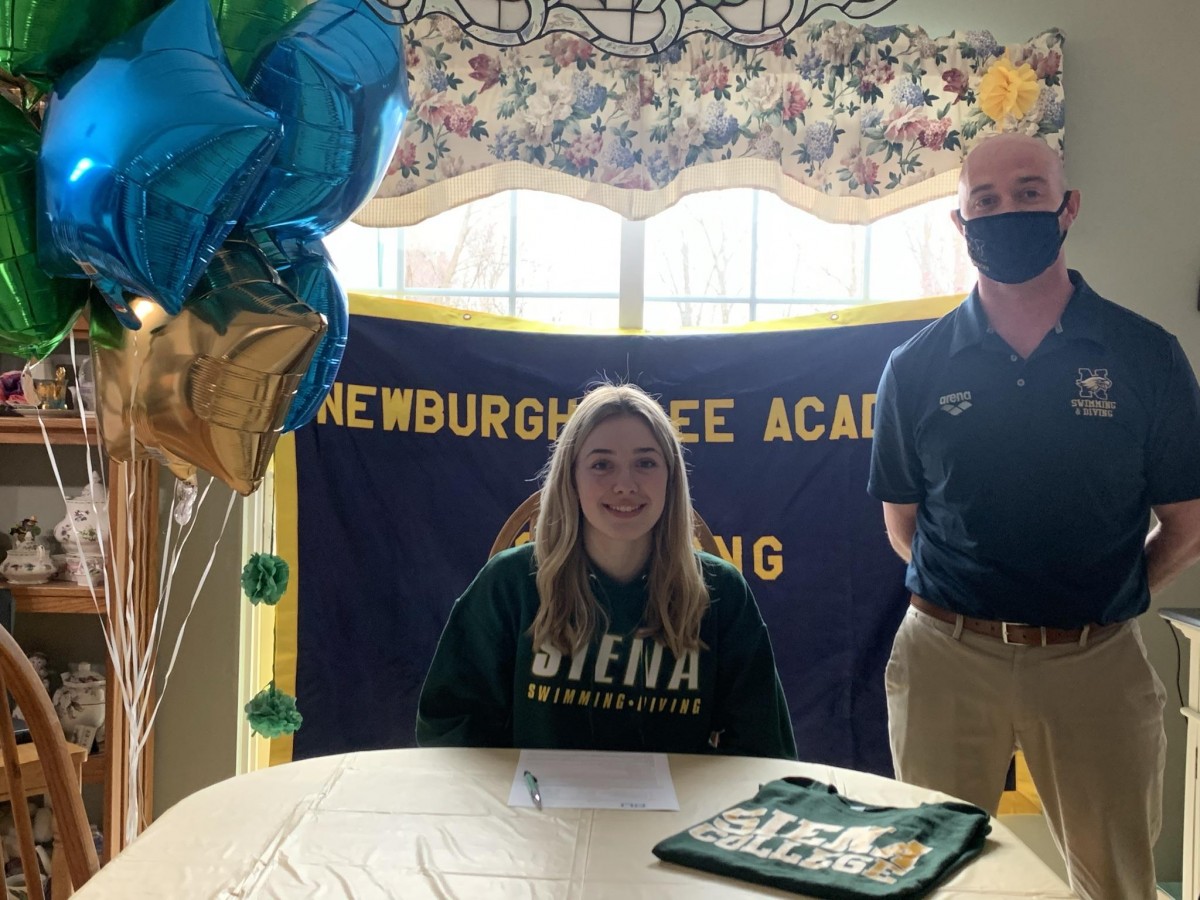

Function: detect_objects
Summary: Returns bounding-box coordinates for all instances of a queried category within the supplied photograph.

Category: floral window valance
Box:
[358,19,1064,227]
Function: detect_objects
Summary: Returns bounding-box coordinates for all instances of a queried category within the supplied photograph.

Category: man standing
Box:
[869,132,1200,900]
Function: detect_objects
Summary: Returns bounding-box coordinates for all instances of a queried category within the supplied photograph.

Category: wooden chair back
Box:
[0,627,99,898]
[489,490,721,558]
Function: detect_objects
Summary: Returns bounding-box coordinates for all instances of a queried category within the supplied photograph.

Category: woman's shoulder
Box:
[694,550,750,595]
[474,543,538,585]
[453,543,539,622]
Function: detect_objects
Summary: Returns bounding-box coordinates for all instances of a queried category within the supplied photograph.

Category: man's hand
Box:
[1147,497,1200,594]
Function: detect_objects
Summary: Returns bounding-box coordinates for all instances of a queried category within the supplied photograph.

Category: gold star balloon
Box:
[91,237,326,495]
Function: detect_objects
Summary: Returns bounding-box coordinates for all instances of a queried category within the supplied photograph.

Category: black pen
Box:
[523,769,542,809]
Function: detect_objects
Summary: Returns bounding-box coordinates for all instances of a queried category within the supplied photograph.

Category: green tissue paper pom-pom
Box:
[241,553,290,606]
[245,683,303,739]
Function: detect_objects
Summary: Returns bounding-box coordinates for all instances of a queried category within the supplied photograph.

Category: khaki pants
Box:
[885,605,1167,900]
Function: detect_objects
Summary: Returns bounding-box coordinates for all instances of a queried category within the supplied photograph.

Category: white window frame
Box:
[341,190,912,330]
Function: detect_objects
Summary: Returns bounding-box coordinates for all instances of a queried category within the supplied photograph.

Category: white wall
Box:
[149,0,1200,880]
[151,488,244,815]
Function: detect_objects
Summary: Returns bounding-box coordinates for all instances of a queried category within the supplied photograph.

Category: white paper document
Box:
[508,749,679,810]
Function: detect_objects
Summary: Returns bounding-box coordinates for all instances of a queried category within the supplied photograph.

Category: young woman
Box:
[416,383,796,759]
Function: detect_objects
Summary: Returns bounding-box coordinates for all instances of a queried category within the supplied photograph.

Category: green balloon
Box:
[86,295,125,351]
[0,100,88,360]
[211,0,310,83]
[0,0,165,81]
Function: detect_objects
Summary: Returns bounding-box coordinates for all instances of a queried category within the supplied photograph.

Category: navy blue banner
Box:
[286,298,951,775]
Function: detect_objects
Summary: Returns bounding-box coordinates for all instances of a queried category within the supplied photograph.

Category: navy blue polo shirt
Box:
[869,271,1200,627]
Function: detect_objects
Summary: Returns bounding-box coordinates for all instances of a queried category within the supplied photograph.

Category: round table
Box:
[74,747,1077,898]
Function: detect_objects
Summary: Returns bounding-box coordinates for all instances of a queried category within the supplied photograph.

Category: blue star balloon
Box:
[258,233,348,432]
[240,0,409,241]
[37,0,284,329]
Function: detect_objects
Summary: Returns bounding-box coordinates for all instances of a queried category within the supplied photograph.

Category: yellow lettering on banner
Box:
[448,393,477,436]
[346,385,376,429]
[515,398,543,440]
[861,393,877,439]
[415,389,443,433]
[796,397,826,440]
[763,394,874,442]
[382,387,414,431]
[318,383,344,426]
[829,394,858,440]
[754,536,784,581]
[705,399,735,443]
[547,397,577,441]
[481,394,510,438]
[713,535,743,572]
[763,397,792,442]
[670,399,700,444]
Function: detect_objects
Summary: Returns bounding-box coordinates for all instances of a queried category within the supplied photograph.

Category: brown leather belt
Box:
[909,595,1116,646]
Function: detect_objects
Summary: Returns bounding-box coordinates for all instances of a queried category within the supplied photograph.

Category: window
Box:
[324,190,975,329]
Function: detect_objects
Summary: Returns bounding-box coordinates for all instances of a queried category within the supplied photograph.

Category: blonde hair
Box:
[531,383,709,658]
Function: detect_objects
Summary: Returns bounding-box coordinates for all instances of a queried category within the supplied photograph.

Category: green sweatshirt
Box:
[416,544,797,759]
[653,777,990,898]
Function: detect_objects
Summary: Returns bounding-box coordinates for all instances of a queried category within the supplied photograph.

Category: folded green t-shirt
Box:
[652,777,990,898]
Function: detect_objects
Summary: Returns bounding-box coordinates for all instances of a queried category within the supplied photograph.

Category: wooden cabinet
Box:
[0,410,158,861]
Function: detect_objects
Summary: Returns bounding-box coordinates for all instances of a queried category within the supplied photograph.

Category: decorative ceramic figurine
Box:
[53,662,106,751]
[76,357,95,411]
[63,555,105,587]
[26,652,51,694]
[0,526,55,585]
[53,474,109,552]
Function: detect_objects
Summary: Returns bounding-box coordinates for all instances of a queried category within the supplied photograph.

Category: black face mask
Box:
[956,192,1071,284]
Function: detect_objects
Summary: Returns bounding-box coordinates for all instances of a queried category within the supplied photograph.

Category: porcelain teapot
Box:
[0,534,55,585]
[53,474,109,554]
[53,662,106,750]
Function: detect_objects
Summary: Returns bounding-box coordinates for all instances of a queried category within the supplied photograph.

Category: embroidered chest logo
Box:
[938,391,972,415]
[1071,368,1116,417]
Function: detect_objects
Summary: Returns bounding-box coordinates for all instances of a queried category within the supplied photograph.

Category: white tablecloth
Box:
[75,748,1077,898]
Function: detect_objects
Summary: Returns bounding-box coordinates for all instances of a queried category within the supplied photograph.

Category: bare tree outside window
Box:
[869,197,974,300]
[325,190,976,329]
